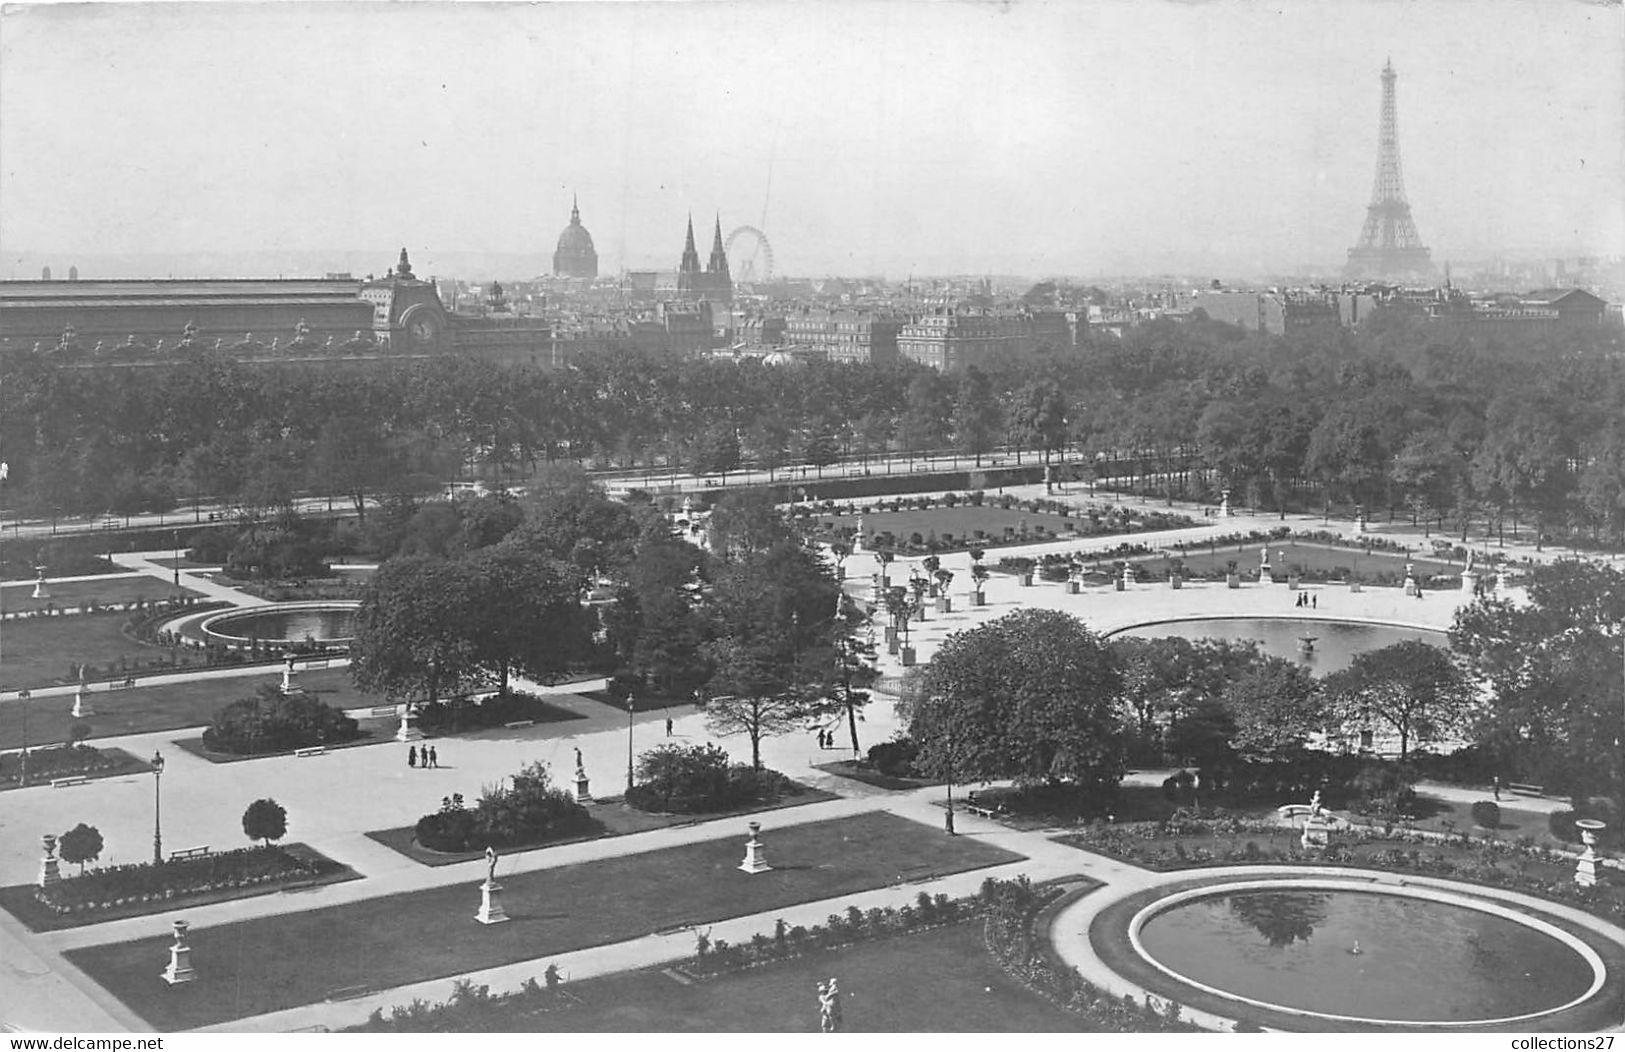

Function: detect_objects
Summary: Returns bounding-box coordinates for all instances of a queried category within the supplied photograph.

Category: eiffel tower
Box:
[1345,59,1435,281]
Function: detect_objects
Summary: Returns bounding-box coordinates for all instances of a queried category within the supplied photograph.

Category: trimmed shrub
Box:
[867,738,920,778]
[1470,800,1501,830]
[625,742,800,814]
[414,762,593,852]
[201,685,359,755]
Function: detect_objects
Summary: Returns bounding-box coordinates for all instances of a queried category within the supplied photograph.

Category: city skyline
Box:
[2,0,1622,281]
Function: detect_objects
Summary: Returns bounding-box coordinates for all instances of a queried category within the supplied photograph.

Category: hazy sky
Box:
[2,0,1621,279]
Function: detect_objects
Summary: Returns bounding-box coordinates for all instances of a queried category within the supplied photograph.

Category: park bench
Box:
[169,846,210,860]
[294,746,326,758]
[51,776,89,788]
[107,677,136,689]
[370,705,399,718]
[962,795,1007,820]
[1508,782,1545,796]
[504,719,535,729]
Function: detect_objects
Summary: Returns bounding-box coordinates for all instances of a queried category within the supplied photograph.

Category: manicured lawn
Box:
[815,760,942,791]
[1136,540,1457,581]
[0,744,152,791]
[0,667,374,750]
[365,784,842,866]
[2,576,202,613]
[577,688,698,714]
[368,920,1093,1032]
[816,502,1197,552]
[0,844,361,933]
[0,612,220,691]
[70,811,1025,1029]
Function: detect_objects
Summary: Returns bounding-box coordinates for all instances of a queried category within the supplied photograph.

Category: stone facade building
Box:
[552,196,599,280]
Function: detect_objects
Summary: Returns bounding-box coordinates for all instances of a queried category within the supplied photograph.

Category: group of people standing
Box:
[1294,592,1317,609]
[407,744,439,768]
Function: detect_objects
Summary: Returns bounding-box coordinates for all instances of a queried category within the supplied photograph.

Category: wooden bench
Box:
[504,719,535,729]
[51,775,89,788]
[963,796,1007,820]
[294,746,326,758]
[370,705,400,718]
[1508,782,1545,796]
[169,846,211,860]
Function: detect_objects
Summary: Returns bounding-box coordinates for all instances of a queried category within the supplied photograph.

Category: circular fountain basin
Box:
[200,602,359,650]
[1130,879,1604,1027]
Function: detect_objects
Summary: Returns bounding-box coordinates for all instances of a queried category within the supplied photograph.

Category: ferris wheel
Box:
[724,226,775,285]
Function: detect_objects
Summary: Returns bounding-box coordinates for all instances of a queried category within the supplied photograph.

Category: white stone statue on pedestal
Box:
[573,747,592,803]
[395,701,423,742]
[476,845,510,924]
[71,670,93,718]
[31,567,50,600]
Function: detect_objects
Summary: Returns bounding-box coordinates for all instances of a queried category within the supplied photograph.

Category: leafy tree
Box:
[1220,658,1323,764]
[831,593,880,755]
[689,424,742,481]
[350,556,484,708]
[463,542,589,696]
[906,609,1126,794]
[1451,561,1625,803]
[58,822,103,875]
[706,489,790,560]
[701,542,841,768]
[242,798,288,846]
[1320,640,1473,762]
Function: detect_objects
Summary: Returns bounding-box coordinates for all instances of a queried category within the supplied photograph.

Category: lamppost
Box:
[172,530,180,591]
[626,691,636,795]
[941,706,956,836]
[17,689,31,787]
[151,750,166,864]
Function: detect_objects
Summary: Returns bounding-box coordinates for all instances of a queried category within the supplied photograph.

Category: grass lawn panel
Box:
[395,919,1093,1032]
[1137,540,1456,580]
[2,577,203,613]
[0,845,361,933]
[819,504,1196,549]
[0,612,213,692]
[364,784,843,866]
[1086,872,1625,1033]
[576,689,696,714]
[70,811,1024,1029]
[814,760,943,791]
[0,745,152,791]
[0,667,377,751]
[170,726,390,763]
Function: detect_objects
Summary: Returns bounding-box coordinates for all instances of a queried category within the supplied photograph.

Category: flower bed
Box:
[1057,816,1625,925]
[33,844,339,917]
[0,744,149,789]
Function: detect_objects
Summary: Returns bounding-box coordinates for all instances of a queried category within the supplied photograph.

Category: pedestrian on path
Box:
[408,745,417,768]
[1311,594,1317,609]
[666,716,674,737]
[428,745,438,768]
[1493,775,1501,801]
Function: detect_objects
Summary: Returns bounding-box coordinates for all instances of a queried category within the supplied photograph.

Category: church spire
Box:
[571,193,580,225]
[707,214,729,276]
[679,214,701,274]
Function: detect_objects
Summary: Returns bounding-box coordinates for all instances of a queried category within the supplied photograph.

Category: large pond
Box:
[1137,887,1597,1024]
[205,606,357,644]
[1111,617,1449,674]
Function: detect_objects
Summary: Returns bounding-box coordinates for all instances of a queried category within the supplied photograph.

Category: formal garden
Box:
[803,490,1201,555]
[0,798,357,933]
[353,877,1200,1033]
[68,812,1023,1031]
[0,735,152,790]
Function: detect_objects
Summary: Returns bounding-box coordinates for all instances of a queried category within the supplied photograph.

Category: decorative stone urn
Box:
[1574,819,1606,888]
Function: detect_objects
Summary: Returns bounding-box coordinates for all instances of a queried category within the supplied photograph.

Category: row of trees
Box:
[7,306,1620,544]
[347,471,880,767]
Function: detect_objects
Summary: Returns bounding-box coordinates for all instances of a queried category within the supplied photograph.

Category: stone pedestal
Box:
[1403,576,1419,597]
[161,920,197,985]
[739,822,772,874]
[1575,820,1606,888]
[476,879,510,924]
[573,766,592,804]
[1300,816,1332,849]
[1066,580,1081,594]
[900,647,916,667]
[71,687,93,718]
[1170,575,1183,590]
[1461,569,1480,596]
[971,591,986,607]
[1019,573,1033,587]
[395,706,423,742]
[1121,567,1134,590]
[38,834,61,888]
[31,573,50,600]
[1226,572,1241,589]
[1220,491,1231,518]
[936,596,951,614]
[280,661,302,696]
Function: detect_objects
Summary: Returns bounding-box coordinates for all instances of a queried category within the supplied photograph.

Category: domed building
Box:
[553,195,599,279]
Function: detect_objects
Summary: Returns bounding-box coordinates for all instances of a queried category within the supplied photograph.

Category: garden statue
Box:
[476,845,509,924]
[574,746,584,772]
[161,920,197,985]
[1308,789,1323,816]
[739,820,771,874]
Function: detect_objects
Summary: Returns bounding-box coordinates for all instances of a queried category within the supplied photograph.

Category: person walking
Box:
[408,745,417,768]
[665,716,674,737]
[1311,594,1317,609]
[1492,774,1501,801]
[428,745,439,768]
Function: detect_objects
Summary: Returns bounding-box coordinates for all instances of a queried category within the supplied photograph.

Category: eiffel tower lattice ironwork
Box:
[1345,59,1434,281]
